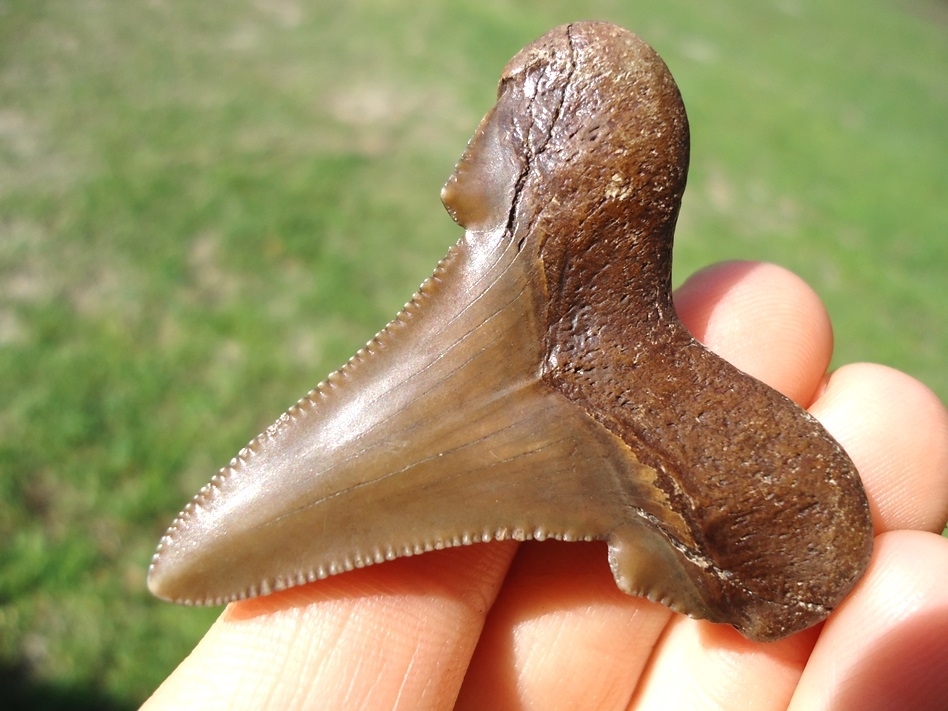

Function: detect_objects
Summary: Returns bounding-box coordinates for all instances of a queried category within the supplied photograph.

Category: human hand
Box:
[142,261,948,711]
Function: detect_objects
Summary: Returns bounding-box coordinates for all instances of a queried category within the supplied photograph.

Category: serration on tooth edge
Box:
[222,523,594,607]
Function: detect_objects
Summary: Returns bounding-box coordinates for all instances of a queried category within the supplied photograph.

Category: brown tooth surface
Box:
[149,21,873,642]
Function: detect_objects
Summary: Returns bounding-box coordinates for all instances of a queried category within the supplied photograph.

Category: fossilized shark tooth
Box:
[148,22,873,642]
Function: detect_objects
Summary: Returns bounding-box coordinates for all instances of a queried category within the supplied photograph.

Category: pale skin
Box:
[143,260,948,711]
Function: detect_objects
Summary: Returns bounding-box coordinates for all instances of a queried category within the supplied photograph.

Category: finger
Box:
[142,542,517,711]
[674,261,834,406]
[809,363,948,534]
[626,617,817,711]
[455,541,671,711]
[458,261,834,710]
[788,530,948,711]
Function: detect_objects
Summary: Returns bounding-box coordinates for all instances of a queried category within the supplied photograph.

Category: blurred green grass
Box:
[1,0,945,706]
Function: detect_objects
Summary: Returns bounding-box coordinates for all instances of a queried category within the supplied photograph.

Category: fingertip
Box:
[790,530,948,711]
[810,363,948,534]
[674,261,833,406]
[144,545,518,711]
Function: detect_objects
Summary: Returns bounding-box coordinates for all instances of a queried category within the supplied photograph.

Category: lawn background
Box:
[1,0,945,707]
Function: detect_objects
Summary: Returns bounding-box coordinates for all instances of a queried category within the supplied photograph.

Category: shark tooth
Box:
[148,22,873,642]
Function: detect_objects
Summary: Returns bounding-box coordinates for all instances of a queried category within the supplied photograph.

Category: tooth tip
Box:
[146,560,175,602]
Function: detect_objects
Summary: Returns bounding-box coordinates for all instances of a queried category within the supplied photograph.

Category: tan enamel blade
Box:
[147,229,661,605]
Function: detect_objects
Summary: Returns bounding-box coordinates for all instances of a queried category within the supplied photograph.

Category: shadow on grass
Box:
[0,662,135,711]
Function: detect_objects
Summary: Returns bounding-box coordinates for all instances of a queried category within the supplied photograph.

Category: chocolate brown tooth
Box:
[149,22,873,642]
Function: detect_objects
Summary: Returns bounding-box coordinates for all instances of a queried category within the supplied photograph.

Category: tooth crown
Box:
[149,22,873,642]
